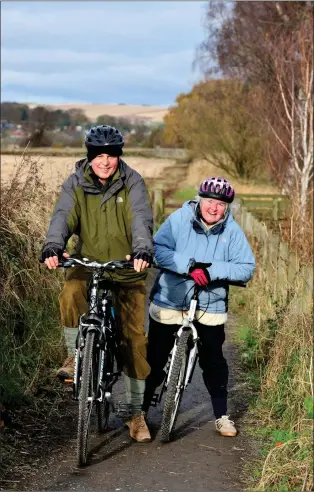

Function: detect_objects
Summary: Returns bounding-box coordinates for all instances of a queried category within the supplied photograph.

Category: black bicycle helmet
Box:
[85,125,124,148]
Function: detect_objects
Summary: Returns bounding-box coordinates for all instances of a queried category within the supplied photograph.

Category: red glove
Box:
[189,262,211,286]
[190,269,209,286]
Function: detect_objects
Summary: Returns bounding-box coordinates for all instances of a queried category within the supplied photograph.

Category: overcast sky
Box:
[2,1,209,107]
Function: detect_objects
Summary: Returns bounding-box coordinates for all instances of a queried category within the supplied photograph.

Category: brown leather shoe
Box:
[56,356,75,380]
[126,412,151,442]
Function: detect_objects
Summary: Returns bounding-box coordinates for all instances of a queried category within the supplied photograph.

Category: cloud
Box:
[2,47,194,71]
[2,2,208,48]
[1,1,207,105]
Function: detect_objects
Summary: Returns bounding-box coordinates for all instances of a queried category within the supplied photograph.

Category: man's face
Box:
[91,154,119,182]
[200,197,227,225]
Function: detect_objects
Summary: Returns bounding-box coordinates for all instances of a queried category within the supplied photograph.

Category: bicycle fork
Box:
[166,298,199,390]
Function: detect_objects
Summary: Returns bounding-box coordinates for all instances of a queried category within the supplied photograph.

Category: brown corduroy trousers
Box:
[59,273,150,380]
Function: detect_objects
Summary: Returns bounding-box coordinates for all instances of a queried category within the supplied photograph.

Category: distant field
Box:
[28,103,169,123]
[1,147,166,158]
[1,154,175,189]
[183,159,279,195]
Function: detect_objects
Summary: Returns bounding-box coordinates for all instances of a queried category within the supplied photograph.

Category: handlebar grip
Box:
[112,260,134,269]
[227,281,247,288]
[58,258,76,268]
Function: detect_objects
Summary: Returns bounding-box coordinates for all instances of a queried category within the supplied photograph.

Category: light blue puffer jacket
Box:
[151,200,256,313]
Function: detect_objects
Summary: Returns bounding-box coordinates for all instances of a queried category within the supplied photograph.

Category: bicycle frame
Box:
[58,257,135,465]
[73,271,110,402]
[59,257,128,404]
[165,294,199,392]
[152,277,247,408]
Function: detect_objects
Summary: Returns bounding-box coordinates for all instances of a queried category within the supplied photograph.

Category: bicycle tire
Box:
[160,330,190,443]
[96,343,114,433]
[77,331,95,467]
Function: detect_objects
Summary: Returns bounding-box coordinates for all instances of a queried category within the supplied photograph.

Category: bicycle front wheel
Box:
[96,343,114,433]
[77,331,95,467]
[160,330,190,443]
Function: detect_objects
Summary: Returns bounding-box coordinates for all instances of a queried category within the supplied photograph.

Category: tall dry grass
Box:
[232,215,313,491]
[0,157,65,406]
[271,188,313,265]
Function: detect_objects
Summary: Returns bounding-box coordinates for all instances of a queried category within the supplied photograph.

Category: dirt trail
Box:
[0,275,255,492]
[20,323,250,492]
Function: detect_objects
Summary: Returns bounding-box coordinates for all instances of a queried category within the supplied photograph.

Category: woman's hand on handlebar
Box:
[45,251,70,270]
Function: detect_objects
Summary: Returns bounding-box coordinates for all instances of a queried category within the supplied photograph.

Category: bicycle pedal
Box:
[115,402,133,418]
[150,393,160,407]
[104,392,115,411]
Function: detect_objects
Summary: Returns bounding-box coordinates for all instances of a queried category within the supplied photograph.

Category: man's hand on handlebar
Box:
[126,251,152,273]
[42,250,70,270]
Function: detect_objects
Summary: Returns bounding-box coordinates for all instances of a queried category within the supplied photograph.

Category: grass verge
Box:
[230,273,313,491]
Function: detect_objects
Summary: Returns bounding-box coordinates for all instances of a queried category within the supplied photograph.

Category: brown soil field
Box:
[1,154,175,190]
[27,103,169,123]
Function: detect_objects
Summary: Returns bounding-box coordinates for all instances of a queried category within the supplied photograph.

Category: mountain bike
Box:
[155,280,246,443]
[60,257,132,466]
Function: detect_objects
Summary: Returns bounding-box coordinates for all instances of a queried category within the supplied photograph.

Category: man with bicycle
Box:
[143,177,255,437]
[40,125,153,442]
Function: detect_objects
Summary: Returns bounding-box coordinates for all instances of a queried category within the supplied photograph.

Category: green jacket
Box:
[43,158,154,283]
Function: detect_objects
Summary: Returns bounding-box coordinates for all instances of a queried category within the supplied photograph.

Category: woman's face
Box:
[200,197,227,225]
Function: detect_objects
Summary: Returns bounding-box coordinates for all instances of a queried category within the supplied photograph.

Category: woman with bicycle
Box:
[143,177,255,437]
[40,125,153,443]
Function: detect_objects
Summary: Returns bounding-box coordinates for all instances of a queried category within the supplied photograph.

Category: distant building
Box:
[8,129,26,139]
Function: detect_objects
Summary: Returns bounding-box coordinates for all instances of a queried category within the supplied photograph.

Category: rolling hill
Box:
[28,103,169,124]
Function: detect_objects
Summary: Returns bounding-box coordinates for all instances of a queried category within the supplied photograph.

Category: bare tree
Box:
[197,1,313,217]
[265,13,313,220]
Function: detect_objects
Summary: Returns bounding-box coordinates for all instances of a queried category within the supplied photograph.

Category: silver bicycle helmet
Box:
[199,177,235,203]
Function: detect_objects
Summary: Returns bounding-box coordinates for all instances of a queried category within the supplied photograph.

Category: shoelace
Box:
[133,415,146,428]
[62,356,74,367]
[217,416,235,427]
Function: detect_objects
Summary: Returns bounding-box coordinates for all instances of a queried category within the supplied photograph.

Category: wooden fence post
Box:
[231,200,241,222]
[300,265,313,314]
[260,223,269,281]
[241,207,248,230]
[267,233,279,295]
[251,215,259,239]
[277,242,289,303]
[246,212,253,235]
[153,185,164,228]
[287,252,300,286]
[272,198,279,221]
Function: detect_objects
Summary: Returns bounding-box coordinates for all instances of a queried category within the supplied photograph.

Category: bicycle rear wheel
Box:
[160,330,190,443]
[77,331,96,467]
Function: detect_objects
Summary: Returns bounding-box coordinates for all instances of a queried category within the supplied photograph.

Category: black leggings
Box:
[143,316,228,419]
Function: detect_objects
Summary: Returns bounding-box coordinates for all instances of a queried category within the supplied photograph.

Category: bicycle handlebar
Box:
[58,257,134,271]
[58,258,246,287]
[152,264,246,288]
